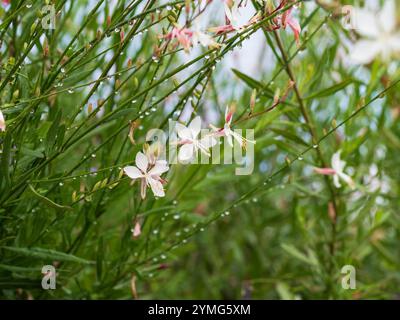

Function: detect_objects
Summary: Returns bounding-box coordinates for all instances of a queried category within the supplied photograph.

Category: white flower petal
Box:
[148,177,165,197]
[0,110,5,132]
[135,152,148,173]
[226,133,233,147]
[338,172,356,190]
[175,122,192,140]
[200,135,217,149]
[389,34,400,52]
[140,178,147,199]
[350,40,382,64]
[333,174,341,188]
[231,131,245,147]
[148,161,169,176]
[178,144,195,161]
[355,9,380,38]
[331,151,344,172]
[379,0,396,33]
[124,166,143,179]
[188,116,202,138]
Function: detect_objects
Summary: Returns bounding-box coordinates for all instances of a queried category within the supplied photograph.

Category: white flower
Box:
[314,151,355,189]
[0,110,5,132]
[350,0,400,64]
[175,116,217,162]
[124,152,169,199]
[331,151,355,189]
[210,106,256,148]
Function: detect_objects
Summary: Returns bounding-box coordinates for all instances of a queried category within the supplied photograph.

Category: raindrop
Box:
[59,182,64,186]
[68,89,74,94]
[91,154,96,158]
[173,214,180,220]
[225,211,230,215]
[61,68,66,73]
[298,156,303,161]
[313,144,318,149]
[26,4,32,8]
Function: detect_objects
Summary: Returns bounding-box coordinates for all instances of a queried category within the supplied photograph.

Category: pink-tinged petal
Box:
[148,177,165,197]
[140,178,147,199]
[2,0,10,6]
[225,106,233,124]
[188,116,202,138]
[314,167,337,176]
[178,144,195,162]
[148,161,169,176]
[287,16,301,44]
[132,222,141,238]
[124,166,143,179]
[135,152,148,173]
[208,24,236,35]
[0,110,5,132]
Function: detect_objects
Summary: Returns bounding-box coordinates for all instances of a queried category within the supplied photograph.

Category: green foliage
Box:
[0,0,399,300]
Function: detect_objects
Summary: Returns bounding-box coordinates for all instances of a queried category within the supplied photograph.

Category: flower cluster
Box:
[163,24,220,53]
[162,0,302,52]
[123,107,255,199]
